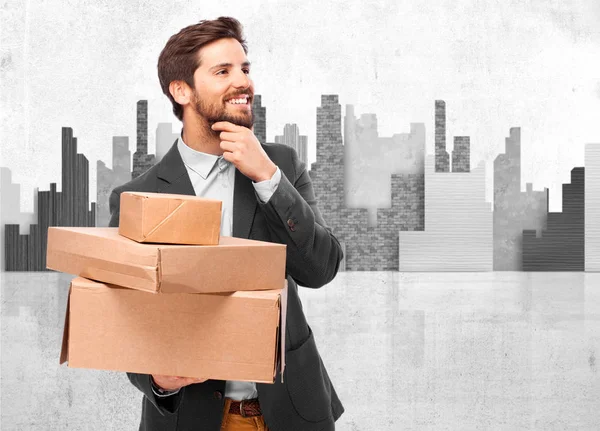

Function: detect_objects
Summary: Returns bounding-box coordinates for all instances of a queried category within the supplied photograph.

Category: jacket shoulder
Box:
[262,142,294,160]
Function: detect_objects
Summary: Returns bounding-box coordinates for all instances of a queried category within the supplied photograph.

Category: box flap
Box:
[59,284,72,364]
[46,227,160,293]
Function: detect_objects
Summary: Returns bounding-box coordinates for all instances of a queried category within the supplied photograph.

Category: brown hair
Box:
[157,17,248,121]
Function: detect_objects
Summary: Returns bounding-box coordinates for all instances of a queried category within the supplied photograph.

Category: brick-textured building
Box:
[132,100,156,179]
[452,136,470,173]
[523,167,585,271]
[585,143,600,271]
[252,95,266,144]
[435,100,450,172]
[493,127,548,270]
[344,104,425,225]
[310,95,424,271]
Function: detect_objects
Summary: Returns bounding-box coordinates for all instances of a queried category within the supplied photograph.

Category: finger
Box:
[180,377,205,386]
[221,150,236,164]
[218,131,239,142]
[211,121,242,132]
[153,375,178,381]
[220,140,237,153]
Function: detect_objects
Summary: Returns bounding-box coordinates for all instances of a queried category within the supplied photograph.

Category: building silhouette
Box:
[1,168,36,271]
[523,167,585,271]
[5,127,96,271]
[585,143,600,271]
[252,95,266,144]
[156,123,180,162]
[399,154,493,271]
[399,101,492,271]
[274,123,308,168]
[452,136,470,172]
[435,100,450,172]
[493,127,548,270]
[310,95,424,270]
[344,105,425,225]
[97,136,132,227]
[132,100,156,179]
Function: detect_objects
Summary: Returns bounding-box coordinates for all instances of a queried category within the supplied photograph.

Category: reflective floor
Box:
[1,271,599,430]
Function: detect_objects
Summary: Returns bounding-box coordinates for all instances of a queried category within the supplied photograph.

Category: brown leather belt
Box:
[228,398,262,417]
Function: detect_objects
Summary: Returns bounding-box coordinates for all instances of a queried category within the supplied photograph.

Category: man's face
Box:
[190,37,254,129]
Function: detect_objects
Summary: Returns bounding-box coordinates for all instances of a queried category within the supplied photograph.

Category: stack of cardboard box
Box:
[48,191,287,384]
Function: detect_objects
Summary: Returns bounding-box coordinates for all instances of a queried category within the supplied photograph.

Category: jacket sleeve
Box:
[109,189,185,415]
[257,148,343,288]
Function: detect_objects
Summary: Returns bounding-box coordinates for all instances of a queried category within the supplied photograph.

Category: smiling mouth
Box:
[225,95,251,105]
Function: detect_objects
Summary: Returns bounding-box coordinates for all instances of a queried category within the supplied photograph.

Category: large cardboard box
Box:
[60,277,287,383]
[46,227,286,294]
[119,191,222,245]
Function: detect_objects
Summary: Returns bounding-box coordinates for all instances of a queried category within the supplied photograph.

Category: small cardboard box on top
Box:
[60,277,287,384]
[46,227,286,294]
[118,191,222,245]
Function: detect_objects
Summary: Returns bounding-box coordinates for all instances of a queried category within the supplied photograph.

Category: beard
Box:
[192,90,254,129]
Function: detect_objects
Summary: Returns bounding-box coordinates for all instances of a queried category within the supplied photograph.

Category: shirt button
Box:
[214,391,223,400]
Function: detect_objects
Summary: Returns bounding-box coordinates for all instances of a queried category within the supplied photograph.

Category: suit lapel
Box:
[156,141,196,196]
[157,140,257,239]
[232,168,257,239]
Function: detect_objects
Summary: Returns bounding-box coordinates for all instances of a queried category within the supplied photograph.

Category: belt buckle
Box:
[239,400,246,418]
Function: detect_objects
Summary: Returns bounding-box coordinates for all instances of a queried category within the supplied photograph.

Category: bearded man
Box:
[109,16,344,431]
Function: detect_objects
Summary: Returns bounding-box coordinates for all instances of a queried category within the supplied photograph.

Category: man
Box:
[108,17,344,431]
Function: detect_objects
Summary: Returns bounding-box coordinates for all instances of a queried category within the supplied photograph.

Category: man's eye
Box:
[216,70,227,75]
[243,68,250,74]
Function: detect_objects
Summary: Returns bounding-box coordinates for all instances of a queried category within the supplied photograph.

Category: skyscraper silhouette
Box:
[344,105,425,225]
[435,100,450,172]
[493,128,548,270]
[398,155,493,271]
[310,95,424,270]
[156,123,180,162]
[132,100,156,179]
[97,136,131,227]
[452,136,470,172]
[1,168,36,271]
[585,143,600,271]
[274,123,309,167]
[523,167,585,271]
[252,95,266,144]
[4,127,96,271]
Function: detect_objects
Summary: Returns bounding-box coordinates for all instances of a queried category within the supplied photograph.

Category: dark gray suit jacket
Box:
[108,141,344,431]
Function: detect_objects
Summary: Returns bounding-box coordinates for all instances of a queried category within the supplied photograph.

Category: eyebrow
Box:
[209,61,251,71]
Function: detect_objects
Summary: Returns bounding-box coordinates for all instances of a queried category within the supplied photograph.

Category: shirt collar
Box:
[177,135,229,180]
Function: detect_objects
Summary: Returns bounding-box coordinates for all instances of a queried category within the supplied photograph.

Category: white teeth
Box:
[229,97,247,104]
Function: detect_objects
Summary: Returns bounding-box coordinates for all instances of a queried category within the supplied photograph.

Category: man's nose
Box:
[232,69,250,89]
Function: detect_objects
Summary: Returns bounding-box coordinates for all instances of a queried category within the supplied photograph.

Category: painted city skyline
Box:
[2,96,598,272]
[4,2,599,221]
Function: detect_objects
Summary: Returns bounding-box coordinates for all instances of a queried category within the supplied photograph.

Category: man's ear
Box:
[169,80,192,106]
